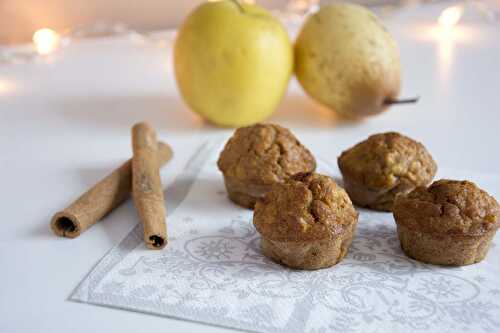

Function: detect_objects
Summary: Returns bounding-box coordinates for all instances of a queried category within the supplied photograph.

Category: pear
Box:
[295,3,403,117]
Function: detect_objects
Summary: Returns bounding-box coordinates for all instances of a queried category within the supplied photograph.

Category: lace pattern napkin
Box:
[71,141,500,333]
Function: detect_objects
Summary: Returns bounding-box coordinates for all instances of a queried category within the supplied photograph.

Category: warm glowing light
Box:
[0,79,16,95]
[33,28,61,55]
[438,6,464,28]
[0,81,8,94]
[414,21,477,45]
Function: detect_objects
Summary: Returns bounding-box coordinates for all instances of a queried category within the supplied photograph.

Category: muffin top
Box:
[393,179,500,236]
[217,123,316,185]
[253,172,358,242]
[338,132,437,191]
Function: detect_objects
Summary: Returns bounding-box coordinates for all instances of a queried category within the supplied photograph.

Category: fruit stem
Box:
[229,0,245,13]
[384,96,420,105]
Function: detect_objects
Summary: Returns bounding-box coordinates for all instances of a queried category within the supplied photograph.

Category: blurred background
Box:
[2,0,498,45]
[1,0,284,44]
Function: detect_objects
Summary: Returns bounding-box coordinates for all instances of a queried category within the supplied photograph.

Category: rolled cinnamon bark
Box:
[131,122,168,249]
[51,141,173,238]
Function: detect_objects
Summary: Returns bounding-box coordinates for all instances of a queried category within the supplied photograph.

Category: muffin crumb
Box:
[218,124,316,208]
[253,172,358,270]
[338,132,437,211]
[393,179,500,266]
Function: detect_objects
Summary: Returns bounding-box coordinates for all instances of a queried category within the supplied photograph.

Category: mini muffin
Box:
[217,123,316,209]
[338,132,437,211]
[253,172,358,270]
[393,179,500,266]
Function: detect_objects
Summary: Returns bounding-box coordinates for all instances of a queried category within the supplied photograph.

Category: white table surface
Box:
[1,4,500,333]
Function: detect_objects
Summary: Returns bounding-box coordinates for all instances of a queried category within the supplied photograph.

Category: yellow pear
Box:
[174,0,293,127]
[295,3,402,117]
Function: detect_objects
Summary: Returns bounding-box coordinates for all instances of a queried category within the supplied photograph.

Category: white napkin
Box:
[72,141,500,333]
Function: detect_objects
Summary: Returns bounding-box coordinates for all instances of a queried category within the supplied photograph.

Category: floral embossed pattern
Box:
[71,142,500,333]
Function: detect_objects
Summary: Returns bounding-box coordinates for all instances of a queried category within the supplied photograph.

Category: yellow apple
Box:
[174,0,293,127]
[295,3,401,117]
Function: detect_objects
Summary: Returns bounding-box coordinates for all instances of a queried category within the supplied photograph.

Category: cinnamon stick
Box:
[131,122,168,249]
[51,141,173,238]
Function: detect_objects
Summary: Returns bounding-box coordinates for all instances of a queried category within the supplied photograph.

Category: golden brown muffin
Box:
[338,132,437,211]
[253,172,358,270]
[393,179,500,266]
[217,123,316,209]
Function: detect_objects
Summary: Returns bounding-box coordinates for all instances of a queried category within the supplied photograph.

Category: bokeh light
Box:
[33,28,61,55]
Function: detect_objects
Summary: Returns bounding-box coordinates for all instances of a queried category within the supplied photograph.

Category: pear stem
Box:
[229,0,245,13]
[384,96,420,105]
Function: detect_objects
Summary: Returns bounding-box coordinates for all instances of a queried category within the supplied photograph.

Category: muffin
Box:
[393,179,500,266]
[338,132,437,211]
[253,172,358,270]
[217,123,316,209]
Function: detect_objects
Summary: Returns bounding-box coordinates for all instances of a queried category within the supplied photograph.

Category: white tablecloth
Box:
[71,141,500,333]
[1,3,500,332]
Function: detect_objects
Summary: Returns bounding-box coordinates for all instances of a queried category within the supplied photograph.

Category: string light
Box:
[0,79,16,95]
[32,28,61,55]
[0,2,498,66]
[438,5,464,29]
[287,0,320,14]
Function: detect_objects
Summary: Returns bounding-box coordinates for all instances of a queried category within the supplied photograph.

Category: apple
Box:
[174,0,293,127]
